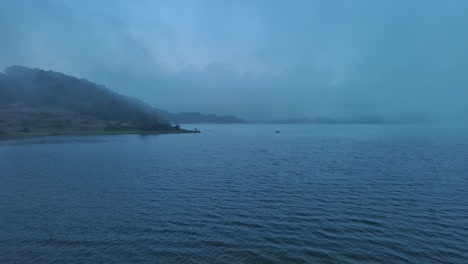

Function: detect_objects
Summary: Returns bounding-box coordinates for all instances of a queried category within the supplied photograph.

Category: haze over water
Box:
[1,124,467,263]
[1,0,468,262]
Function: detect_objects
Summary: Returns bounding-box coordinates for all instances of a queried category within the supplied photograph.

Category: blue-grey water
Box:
[1,124,467,263]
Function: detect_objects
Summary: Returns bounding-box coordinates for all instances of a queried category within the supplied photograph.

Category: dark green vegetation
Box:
[0,66,198,139]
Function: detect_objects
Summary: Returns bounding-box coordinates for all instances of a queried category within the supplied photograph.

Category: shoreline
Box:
[0,129,200,141]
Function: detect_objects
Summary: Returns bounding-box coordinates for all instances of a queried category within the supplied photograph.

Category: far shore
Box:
[0,128,200,141]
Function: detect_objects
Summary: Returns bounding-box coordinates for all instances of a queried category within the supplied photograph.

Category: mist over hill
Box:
[269,117,336,125]
[0,66,245,134]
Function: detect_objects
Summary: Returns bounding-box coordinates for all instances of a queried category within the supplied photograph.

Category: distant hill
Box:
[162,111,248,124]
[0,66,176,133]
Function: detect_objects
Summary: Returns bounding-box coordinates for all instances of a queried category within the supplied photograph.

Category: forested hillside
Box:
[0,66,173,132]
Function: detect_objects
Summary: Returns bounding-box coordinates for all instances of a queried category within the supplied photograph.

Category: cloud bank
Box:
[1,0,467,122]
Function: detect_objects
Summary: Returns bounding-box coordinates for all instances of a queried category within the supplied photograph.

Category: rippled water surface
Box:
[1,124,468,263]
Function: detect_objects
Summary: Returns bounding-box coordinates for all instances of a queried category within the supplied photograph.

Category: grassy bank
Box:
[0,128,200,141]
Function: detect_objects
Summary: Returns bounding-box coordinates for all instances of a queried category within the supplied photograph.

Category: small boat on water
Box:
[275,131,280,133]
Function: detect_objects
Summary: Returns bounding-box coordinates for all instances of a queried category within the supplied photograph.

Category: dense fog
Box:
[1,0,467,123]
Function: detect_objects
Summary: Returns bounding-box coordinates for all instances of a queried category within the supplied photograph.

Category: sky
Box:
[1,0,467,122]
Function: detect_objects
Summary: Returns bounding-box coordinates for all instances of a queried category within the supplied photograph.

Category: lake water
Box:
[1,124,467,263]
